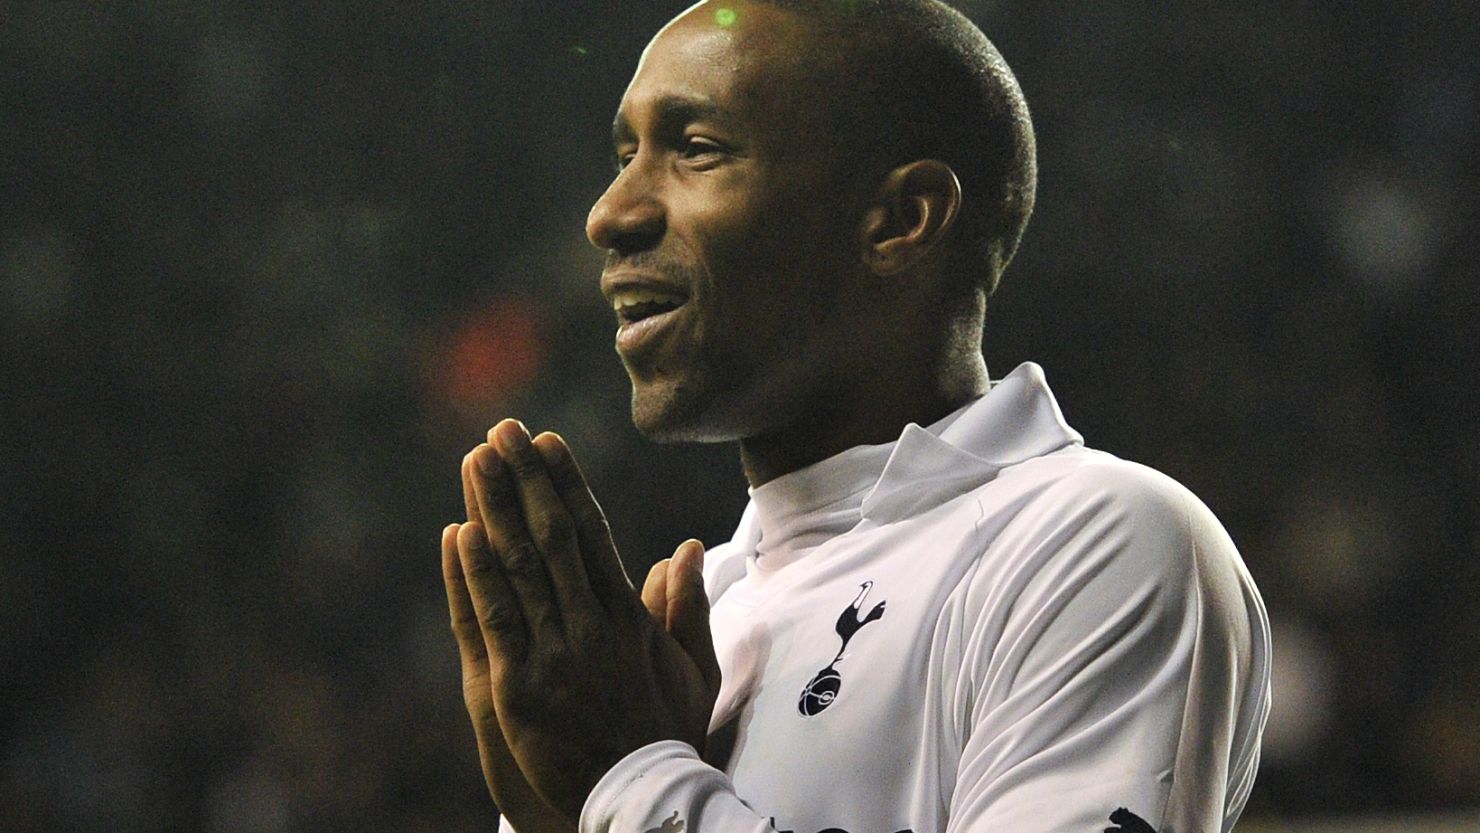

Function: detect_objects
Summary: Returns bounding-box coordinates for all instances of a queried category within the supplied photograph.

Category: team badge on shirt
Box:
[644,811,685,833]
[1105,807,1157,833]
[798,581,887,716]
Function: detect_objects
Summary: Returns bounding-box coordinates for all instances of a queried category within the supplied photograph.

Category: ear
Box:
[858,160,962,277]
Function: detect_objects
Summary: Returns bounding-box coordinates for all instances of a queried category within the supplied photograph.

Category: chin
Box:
[629,376,755,444]
[630,393,730,444]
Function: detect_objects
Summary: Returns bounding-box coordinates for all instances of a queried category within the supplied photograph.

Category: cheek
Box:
[676,170,858,330]
[715,197,848,285]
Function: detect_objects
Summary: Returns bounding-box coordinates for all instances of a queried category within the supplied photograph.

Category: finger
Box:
[444,524,508,777]
[470,439,564,639]
[461,448,481,524]
[457,521,529,669]
[490,421,599,619]
[668,539,720,693]
[641,558,671,626]
[443,523,490,675]
[446,529,568,830]
[444,522,503,729]
[531,430,640,616]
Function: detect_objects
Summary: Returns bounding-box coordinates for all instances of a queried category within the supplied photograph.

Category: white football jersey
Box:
[573,363,1271,833]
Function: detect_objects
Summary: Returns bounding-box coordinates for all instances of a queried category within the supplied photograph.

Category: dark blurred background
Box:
[2,1,1476,831]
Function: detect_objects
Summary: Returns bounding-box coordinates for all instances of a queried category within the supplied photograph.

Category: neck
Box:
[738,350,988,487]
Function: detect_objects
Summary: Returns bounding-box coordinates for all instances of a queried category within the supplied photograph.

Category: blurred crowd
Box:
[2,2,1476,830]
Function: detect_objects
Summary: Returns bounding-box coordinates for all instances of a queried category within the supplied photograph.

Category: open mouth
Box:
[611,288,688,325]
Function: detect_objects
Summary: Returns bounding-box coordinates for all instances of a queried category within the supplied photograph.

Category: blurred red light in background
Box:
[434,296,545,410]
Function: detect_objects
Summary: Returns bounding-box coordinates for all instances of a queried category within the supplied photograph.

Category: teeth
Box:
[611,289,686,311]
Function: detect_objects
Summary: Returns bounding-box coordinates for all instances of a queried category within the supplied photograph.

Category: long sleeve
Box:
[580,742,772,833]
[943,462,1270,832]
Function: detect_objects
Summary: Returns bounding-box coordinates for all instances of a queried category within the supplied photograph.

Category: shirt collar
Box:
[860,361,1083,523]
[727,361,1082,547]
[745,435,896,570]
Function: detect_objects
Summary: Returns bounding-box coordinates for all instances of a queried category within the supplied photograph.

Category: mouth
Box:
[610,287,688,325]
[606,283,691,357]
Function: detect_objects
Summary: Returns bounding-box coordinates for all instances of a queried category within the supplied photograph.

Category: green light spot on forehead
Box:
[715,7,738,26]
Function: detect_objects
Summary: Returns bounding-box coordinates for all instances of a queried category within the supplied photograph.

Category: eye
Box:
[680,136,725,162]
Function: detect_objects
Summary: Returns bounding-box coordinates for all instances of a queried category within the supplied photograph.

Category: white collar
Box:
[726,362,1083,552]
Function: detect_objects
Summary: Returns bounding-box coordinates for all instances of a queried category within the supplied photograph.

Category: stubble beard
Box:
[626,336,832,446]
[628,362,753,444]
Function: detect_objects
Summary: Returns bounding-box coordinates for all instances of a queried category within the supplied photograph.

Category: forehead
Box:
[615,3,826,131]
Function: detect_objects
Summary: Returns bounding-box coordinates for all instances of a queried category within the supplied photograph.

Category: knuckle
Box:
[461,673,491,706]
[479,600,523,636]
[529,511,574,545]
[505,450,545,479]
[458,632,489,664]
[462,548,498,577]
[500,542,544,576]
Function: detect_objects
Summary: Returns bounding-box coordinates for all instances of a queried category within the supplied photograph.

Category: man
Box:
[441,1,1271,832]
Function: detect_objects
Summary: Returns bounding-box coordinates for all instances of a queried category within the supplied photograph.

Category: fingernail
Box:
[681,539,705,572]
[532,435,559,463]
[494,419,529,448]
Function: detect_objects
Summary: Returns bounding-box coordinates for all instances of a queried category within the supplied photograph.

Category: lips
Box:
[602,275,691,357]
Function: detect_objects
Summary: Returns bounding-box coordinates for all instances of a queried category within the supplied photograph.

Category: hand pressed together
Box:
[442,419,721,827]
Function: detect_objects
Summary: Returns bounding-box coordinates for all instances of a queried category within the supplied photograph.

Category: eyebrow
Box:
[611,95,727,148]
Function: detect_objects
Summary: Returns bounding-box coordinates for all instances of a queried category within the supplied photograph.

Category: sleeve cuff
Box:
[579,740,717,833]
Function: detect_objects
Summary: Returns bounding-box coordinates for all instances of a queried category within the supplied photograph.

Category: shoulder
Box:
[984,447,1226,558]
[1004,447,1204,517]
[962,447,1256,626]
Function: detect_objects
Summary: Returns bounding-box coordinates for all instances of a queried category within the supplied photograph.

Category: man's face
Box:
[588,2,872,442]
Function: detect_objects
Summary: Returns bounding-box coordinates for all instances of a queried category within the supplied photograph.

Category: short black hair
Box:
[750,0,1036,296]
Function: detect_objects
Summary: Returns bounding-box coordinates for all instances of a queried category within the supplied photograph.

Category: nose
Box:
[586,164,664,255]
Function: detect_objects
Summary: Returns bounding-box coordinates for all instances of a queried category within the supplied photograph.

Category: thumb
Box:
[640,558,670,627]
[666,539,720,693]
